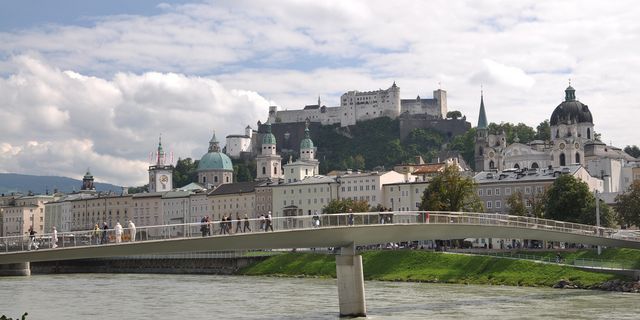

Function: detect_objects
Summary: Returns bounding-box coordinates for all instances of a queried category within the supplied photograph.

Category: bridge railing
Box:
[1,211,638,254]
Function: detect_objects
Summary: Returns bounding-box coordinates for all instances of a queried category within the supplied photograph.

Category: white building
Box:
[271,176,339,222]
[225,125,254,159]
[256,122,283,180]
[335,170,409,208]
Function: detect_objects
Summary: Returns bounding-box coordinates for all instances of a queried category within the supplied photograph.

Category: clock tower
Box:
[148,135,174,192]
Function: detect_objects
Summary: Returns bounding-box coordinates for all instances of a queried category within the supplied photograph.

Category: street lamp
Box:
[594,190,601,256]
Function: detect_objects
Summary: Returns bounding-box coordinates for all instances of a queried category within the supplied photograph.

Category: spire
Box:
[156,134,165,165]
[317,96,321,107]
[477,89,488,129]
[565,80,576,101]
[208,131,220,152]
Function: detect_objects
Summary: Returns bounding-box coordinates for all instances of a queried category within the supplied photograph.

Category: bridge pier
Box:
[336,243,366,317]
[0,262,31,276]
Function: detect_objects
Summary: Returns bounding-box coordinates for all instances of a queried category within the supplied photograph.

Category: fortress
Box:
[267,82,448,127]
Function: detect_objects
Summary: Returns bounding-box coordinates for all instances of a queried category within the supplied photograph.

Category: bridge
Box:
[1,211,639,317]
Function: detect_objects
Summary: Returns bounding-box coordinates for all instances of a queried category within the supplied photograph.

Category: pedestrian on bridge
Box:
[101,222,109,244]
[128,220,136,242]
[52,226,58,248]
[348,209,354,226]
[259,214,266,231]
[114,222,123,243]
[243,214,251,232]
[266,212,274,231]
[27,226,38,251]
[93,224,101,244]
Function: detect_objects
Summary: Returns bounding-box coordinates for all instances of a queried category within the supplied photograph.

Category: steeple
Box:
[81,168,95,191]
[300,122,315,160]
[156,134,165,165]
[477,90,488,129]
[317,96,321,107]
[208,131,221,152]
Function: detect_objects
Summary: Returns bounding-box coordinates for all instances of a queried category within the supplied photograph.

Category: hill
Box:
[0,173,123,195]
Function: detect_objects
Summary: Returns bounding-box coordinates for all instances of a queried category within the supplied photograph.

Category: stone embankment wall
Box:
[31,257,268,275]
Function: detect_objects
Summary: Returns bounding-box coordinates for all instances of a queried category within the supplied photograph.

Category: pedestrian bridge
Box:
[1,211,639,316]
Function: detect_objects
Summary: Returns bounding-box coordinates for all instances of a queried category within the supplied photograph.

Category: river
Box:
[0,274,638,319]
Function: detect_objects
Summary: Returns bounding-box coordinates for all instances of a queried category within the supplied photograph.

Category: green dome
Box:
[262,122,277,145]
[300,127,314,149]
[197,151,233,171]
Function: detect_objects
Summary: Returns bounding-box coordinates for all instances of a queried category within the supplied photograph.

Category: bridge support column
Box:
[336,243,366,317]
[0,262,31,276]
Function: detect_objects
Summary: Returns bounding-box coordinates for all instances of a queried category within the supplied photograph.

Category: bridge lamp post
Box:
[595,190,601,256]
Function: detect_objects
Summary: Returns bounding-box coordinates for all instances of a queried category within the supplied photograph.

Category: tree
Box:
[545,175,614,226]
[615,181,640,227]
[323,198,370,214]
[535,120,551,141]
[506,191,526,216]
[448,128,476,170]
[488,122,536,144]
[623,145,640,158]
[419,165,483,212]
[173,158,198,187]
[128,185,148,194]
[446,110,462,120]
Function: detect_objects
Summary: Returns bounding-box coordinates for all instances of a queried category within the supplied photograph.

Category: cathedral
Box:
[475,85,635,192]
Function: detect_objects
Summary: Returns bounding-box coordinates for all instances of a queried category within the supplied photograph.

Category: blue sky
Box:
[0,0,638,186]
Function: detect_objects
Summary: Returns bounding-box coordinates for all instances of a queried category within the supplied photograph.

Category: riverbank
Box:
[239,250,640,291]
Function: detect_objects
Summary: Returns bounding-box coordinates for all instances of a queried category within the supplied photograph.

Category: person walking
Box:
[114,222,123,243]
[101,222,109,244]
[235,214,242,233]
[200,216,207,237]
[27,226,38,251]
[259,214,266,231]
[266,211,274,232]
[348,209,354,226]
[93,224,101,244]
[52,226,58,248]
[313,211,320,228]
[219,215,227,234]
[243,214,251,232]
[127,220,136,242]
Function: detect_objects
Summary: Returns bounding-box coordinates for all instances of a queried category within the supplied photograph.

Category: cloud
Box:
[1,0,640,185]
[0,56,272,186]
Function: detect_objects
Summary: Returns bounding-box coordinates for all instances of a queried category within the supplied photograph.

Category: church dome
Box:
[197,152,233,171]
[262,122,277,145]
[197,131,233,171]
[300,127,314,149]
[550,86,593,126]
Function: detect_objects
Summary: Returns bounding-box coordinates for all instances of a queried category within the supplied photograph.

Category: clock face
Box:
[160,175,168,183]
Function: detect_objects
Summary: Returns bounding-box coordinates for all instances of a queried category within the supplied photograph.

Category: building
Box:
[256,122,283,180]
[268,82,447,127]
[148,136,174,193]
[473,165,602,215]
[474,85,635,195]
[197,131,234,189]
[225,125,255,159]
[131,192,164,237]
[382,181,430,215]
[283,123,319,183]
[2,195,54,237]
[208,181,261,222]
[334,170,409,208]
[271,175,339,223]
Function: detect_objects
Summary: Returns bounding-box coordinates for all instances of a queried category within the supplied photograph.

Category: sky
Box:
[0,0,638,187]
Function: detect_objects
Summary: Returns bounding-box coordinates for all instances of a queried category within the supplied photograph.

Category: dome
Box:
[197,152,233,171]
[262,122,277,145]
[300,127,314,149]
[549,86,593,126]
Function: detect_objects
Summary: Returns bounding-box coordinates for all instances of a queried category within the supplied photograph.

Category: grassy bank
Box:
[240,250,630,288]
[514,248,640,269]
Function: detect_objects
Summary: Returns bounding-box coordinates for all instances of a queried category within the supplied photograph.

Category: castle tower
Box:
[474,91,489,171]
[148,135,174,193]
[256,121,283,180]
[81,168,95,191]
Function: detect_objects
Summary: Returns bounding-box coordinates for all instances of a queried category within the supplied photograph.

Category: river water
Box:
[0,274,638,319]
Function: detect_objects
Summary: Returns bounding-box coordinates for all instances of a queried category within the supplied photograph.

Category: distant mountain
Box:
[0,173,123,195]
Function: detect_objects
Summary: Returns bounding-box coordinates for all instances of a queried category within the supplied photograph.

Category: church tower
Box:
[81,168,95,191]
[148,135,174,193]
[474,91,489,171]
[256,121,283,180]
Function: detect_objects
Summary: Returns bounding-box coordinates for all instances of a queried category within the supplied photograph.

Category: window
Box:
[495,188,500,195]
[525,187,531,194]
[525,199,532,207]
[496,201,501,208]
[536,186,543,194]
[478,189,484,196]
[487,189,492,196]
[486,201,492,208]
